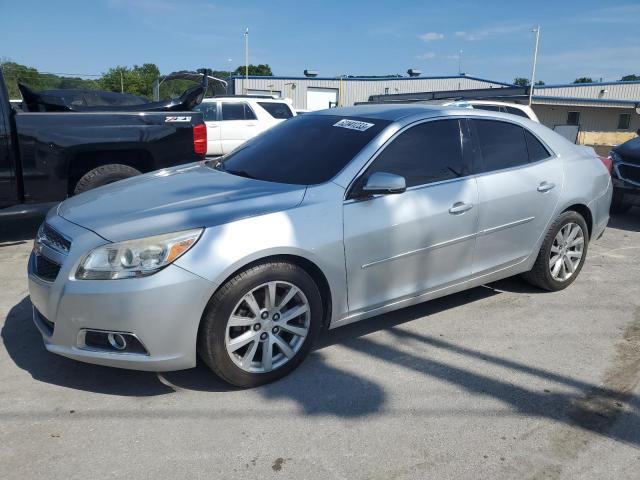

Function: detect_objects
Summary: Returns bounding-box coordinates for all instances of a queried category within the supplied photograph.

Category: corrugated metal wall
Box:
[232,77,508,109]
[534,82,640,102]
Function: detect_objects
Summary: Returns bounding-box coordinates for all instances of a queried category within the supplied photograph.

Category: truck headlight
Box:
[76,229,203,280]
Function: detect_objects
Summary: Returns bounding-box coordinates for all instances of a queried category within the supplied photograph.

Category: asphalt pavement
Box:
[1,210,639,479]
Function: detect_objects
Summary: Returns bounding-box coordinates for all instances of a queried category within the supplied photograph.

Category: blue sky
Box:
[1,0,639,84]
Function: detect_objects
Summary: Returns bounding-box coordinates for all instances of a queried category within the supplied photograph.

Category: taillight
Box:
[193,124,207,156]
[598,155,613,174]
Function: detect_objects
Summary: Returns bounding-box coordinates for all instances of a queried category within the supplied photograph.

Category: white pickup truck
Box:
[194,96,296,156]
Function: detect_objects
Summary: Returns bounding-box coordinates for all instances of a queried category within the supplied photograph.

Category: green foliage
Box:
[620,74,640,81]
[513,77,530,86]
[573,77,593,84]
[99,63,160,99]
[535,80,545,85]
[233,64,273,76]
[0,61,258,100]
[0,60,98,98]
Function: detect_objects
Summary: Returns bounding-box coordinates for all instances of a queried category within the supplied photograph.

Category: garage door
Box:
[306,88,338,111]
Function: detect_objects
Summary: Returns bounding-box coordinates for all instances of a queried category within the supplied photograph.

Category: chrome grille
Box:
[37,223,71,254]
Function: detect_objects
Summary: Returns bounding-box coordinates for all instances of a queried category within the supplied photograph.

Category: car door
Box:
[219,102,259,154]
[470,118,563,275]
[343,119,479,314]
[194,102,222,155]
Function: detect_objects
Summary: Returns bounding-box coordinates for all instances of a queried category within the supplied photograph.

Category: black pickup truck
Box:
[0,69,207,215]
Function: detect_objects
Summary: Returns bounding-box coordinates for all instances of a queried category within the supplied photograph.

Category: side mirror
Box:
[361,172,406,195]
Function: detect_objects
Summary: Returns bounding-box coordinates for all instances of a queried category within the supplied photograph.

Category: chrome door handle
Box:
[449,202,473,215]
[537,181,556,193]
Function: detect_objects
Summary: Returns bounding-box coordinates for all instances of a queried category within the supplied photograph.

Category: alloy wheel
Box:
[224,281,310,373]
[549,222,584,282]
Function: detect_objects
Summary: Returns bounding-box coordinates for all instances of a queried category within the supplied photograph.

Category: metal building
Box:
[229,75,512,111]
[531,81,640,146]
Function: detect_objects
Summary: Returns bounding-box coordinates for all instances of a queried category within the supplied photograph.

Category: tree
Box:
[233,64,273,76]
[513,77,530,86]
[0,60,98,98]
[573,77,593,84]
[621,74,640,81]
[535,80,545,85]
[99,63,160,98]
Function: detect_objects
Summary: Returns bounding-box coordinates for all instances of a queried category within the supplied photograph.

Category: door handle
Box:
[247,123,257,127]
[537,181,556,193]
[449,202,473,215]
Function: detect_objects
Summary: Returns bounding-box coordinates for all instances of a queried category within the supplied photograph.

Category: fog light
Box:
[108,333,127,350]
[81,330,149,355]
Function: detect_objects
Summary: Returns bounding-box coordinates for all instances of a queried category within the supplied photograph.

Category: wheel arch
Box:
[561,203,593,239]
[66,149,154,194]
[204,253,334,329]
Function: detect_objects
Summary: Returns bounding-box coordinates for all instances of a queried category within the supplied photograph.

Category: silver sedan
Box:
[28,105,612,387]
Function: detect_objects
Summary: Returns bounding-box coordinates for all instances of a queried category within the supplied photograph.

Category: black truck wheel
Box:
[74,164,141,195]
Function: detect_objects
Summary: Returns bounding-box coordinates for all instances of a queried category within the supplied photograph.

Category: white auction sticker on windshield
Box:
[333,119,375,131]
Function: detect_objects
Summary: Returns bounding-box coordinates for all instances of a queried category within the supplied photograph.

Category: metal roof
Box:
[228,74,514,86]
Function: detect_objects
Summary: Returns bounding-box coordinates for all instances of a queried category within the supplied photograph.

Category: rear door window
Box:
[524,129,551,161]
[221,102,257,121]
[472,119,529,172]
[364,119,470,188]
[258,102,294,119]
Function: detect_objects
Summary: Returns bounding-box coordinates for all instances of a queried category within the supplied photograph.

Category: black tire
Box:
[198,261,323,388]
[521,211,589,292]
[73,164,141,195]
[610,189,632,214]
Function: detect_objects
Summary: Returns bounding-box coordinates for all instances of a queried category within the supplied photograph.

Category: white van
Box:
[194,97,296,156]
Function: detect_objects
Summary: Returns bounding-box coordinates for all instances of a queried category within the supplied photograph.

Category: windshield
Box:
[212,114,390,185]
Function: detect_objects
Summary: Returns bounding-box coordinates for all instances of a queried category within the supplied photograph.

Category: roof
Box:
[536,80,640,89]
[229,74,514,86]
[309,104,456,121]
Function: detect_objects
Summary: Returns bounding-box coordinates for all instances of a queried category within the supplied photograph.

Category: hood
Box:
[613,136,640,164]
[58,163,307,242]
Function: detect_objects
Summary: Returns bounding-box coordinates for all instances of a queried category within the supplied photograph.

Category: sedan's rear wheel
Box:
[522,211,589,291]
[198,261,322,387]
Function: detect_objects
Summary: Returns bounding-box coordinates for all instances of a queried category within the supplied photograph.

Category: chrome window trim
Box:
[344,115,471,201]
[343,115,557,201]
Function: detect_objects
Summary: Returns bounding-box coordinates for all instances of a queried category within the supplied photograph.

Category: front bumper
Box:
[27,215,215,372]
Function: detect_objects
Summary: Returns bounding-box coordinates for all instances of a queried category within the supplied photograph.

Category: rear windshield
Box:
[212,114,390,185]
[258,101,294,119]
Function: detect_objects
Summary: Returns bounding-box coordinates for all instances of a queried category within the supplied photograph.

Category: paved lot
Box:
[1,211,639,479]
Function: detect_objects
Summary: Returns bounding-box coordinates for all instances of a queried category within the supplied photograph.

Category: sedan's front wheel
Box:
[198,261,323,387]
[522,211,589,291]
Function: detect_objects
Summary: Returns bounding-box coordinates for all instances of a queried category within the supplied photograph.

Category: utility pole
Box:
[529,26,540,107]
[244,28,249,94]
[120,71,124,93]
[458,50,463,75]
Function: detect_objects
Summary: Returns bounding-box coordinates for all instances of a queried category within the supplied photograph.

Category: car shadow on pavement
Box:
[4,284,639,440]
[608,208,640,233]
[2,297,174,396]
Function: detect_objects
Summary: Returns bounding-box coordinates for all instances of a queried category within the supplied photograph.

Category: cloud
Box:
[455,24,530,41]
[416,52,436,60]
[419,32,444,42]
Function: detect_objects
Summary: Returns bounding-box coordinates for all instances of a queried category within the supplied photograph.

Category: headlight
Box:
[76,229,202,280]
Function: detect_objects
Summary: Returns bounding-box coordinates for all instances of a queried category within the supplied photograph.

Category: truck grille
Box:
[34,254,62,282]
